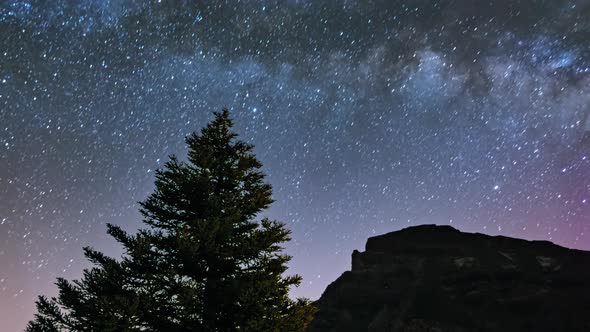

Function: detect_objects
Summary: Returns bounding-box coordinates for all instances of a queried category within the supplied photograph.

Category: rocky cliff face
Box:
[307,225,590,332]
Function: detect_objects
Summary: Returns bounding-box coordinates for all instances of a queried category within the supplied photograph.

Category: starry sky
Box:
[1,0,590,330]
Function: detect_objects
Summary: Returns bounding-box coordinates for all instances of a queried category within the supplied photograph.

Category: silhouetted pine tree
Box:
[27,110,316,332]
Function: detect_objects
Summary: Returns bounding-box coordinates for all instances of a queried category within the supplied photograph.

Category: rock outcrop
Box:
[307,225,590,332]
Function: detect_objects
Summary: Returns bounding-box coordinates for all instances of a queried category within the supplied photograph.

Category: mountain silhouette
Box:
[308,225,590,332]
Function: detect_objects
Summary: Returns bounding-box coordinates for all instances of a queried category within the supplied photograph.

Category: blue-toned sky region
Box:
[1,0,590,330]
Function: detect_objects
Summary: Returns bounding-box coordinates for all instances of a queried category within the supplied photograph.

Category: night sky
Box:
[1,0,590,330]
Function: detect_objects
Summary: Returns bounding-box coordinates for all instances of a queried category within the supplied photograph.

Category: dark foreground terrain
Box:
[308,225,590,332]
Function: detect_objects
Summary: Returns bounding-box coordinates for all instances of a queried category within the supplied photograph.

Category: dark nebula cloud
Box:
[1,1,590,330]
